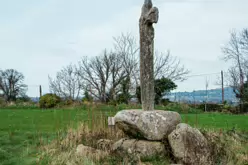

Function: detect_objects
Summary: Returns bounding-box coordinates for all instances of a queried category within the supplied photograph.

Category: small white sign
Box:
[108,117,115,126]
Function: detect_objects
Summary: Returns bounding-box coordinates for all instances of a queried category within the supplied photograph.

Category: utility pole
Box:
[221,71,224,104]
[174,92,177,102]
[39,85,42,98]
[205,78,209,112]
[193,90,196,108]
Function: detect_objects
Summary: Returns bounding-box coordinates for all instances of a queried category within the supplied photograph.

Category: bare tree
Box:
[113,33,139,74]
[112,33,190,104]
[78,56,101,101]
[113,33,139,96]
[222,28,248,112]
[222,30,245,86]
[78,50,114,102]
[77,33,189,103]
[78,47,135,103]
[114,33,190,83]
[0,69,27,102]
[222,30,247,102]
[154,51,190,81]
[49,64,83,100]
[109,52,127,101]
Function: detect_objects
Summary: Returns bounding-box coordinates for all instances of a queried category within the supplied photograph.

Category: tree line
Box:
[48,33,189,104]
[2,29,247,109]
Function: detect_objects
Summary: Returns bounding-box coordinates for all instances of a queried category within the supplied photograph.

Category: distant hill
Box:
[166,87,238,104]
[30,97,39,103]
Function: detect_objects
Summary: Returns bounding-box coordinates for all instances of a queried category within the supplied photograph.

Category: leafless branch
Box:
[154,51,190,81]
[49,64,83,100]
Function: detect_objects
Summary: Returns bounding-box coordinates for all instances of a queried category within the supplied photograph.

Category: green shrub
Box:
[107,100,118,106]
[0,97,6,107]
[242,103,248,113]
[82,91,93,102]
[197,103,223,112]
[39,93,61,108]
[16,95,31,103]
[63,99,74,106]
[116,103,129,110]
[160,98,171,106]
[164,102,202,114]
[0,148,11,161]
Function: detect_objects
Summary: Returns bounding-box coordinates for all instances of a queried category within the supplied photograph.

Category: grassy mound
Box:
[0,104,247,164]
[38,121,248,165]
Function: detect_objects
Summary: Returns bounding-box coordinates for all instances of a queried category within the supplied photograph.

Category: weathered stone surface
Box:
[76,144,108,159]
[115,110,181,140]
[112,138,166,160]
[96,139,113,151]
[139,0,159,111]
[168,123,211,165]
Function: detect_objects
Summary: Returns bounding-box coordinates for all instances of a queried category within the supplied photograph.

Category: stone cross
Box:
[139,0,159,111]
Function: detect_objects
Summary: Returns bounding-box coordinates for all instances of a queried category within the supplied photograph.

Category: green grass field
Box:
[0,105,247,165]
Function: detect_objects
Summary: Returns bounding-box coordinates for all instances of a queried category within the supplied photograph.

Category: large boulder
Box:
[114,110,181,140]
[76,144,108,160]
[112,138,167,160]
[168,123,211,165]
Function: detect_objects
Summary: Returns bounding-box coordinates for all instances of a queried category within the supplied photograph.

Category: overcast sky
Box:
[0,0,247,97]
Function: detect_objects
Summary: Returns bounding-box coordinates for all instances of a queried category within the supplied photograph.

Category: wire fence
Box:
[26,71,239,105]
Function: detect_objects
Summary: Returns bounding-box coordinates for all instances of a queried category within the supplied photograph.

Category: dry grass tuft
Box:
[38,119,126,165]
[202,129,248,165]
